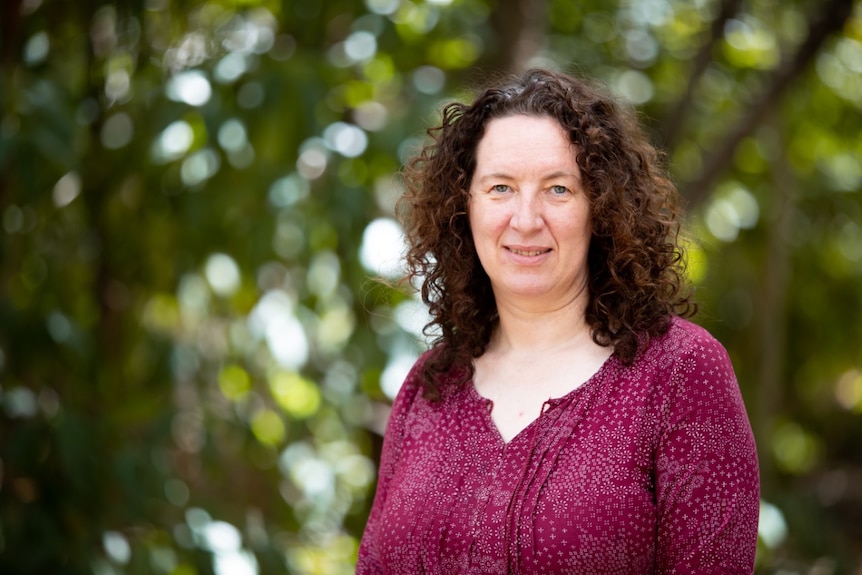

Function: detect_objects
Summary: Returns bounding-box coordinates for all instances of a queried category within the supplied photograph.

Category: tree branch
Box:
[660,0,743,149]
[679,0,855,207]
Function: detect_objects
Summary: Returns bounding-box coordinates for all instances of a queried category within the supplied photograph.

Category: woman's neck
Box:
[489,294,593,356]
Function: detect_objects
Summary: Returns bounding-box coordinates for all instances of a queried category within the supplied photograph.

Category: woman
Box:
[357,69,759,574]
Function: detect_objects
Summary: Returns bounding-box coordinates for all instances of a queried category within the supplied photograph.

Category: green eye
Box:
[551,185,569,195]
[492,184,510,193]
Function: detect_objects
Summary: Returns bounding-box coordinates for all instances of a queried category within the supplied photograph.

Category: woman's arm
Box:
[356,352,429,574]
[654,329,760,574]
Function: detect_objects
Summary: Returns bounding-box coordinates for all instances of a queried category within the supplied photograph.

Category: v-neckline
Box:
[468,352,617,446]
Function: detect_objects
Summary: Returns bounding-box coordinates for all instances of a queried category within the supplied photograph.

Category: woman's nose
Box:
[510,193,543,231]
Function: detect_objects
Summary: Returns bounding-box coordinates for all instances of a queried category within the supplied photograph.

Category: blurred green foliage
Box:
[0,0,860,573]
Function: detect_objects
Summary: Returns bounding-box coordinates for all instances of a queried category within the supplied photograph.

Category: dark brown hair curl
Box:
[398,68,695,399]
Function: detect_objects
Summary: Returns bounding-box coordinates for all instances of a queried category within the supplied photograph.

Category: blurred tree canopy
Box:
[1,0,861,573]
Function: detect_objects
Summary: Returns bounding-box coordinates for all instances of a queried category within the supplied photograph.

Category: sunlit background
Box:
[1,0,861,573]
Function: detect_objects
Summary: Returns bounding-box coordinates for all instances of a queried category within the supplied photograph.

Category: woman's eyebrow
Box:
[541,170,580,181]
[475,171,580,183]
[474,172,515,181]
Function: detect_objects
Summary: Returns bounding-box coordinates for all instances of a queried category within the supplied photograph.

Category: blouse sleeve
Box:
[355,352,429,574]
[654,329,760,574]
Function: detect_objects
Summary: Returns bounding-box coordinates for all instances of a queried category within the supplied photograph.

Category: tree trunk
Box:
[755,115,795,490]
[485,0,548,73]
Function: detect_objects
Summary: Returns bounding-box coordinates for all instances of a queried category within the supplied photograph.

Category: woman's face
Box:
[468,114,592,311]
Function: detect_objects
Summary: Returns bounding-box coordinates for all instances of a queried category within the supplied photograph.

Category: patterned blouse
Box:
[357,318,760,574]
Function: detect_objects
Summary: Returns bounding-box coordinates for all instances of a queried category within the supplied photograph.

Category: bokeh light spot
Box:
[835,369,862,412]
[317,302,355,350]
[307,251,340,298]
[296,139,329,179]
[4,387,38,418]
[270,371,321,419]
[218,364,251,400]
[248,291,309,370]
[359,217,405,279]
[23,31,49,65]
[214,52,249,84]
[153,120,194,162]
[205,253,241,297]
[217,119,248,152]
[324,122,368,158]
[613,70,654,104]
[412,65,445,94]
[344,31,377,62]
[166,70,212,107]
[202,520,241,553]
[704,183,759,242]
[47,311,72,343]
[393,297,432,342]
[101,112,134,149]
[758,500,788,548]
[181,148,220,187]
[683,238,707,284]
[365,0,399,15]
[53,172,81,208]
[380,351,418,399]
[772,420,819,474]
[103,531,131,564]
[428,37,480,69]
[353,101,388,131]
[269,173,310,208]
[251,409,286,445]
[164,478,190,507]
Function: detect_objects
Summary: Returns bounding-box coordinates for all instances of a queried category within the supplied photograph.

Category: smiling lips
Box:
[507,247,551,257]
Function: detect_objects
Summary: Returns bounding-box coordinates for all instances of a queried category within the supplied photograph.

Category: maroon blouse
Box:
[357,318,760,574]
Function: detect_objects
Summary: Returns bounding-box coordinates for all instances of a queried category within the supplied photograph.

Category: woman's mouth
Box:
[507,247,550,256]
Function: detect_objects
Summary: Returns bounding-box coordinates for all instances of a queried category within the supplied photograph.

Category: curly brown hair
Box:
[398,68,695,399]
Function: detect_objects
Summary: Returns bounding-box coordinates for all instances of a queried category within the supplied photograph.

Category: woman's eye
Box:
[491,184,510,193]
[551,185,569,195]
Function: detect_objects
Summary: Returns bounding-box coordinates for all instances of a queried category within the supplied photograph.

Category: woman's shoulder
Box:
[394,347,437,400]
[397,344,471,399]
[652,316,728,358]
[612,318,746,429]
[385,345,468,437]
[627,316,733,382]
[391,345,455,402]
